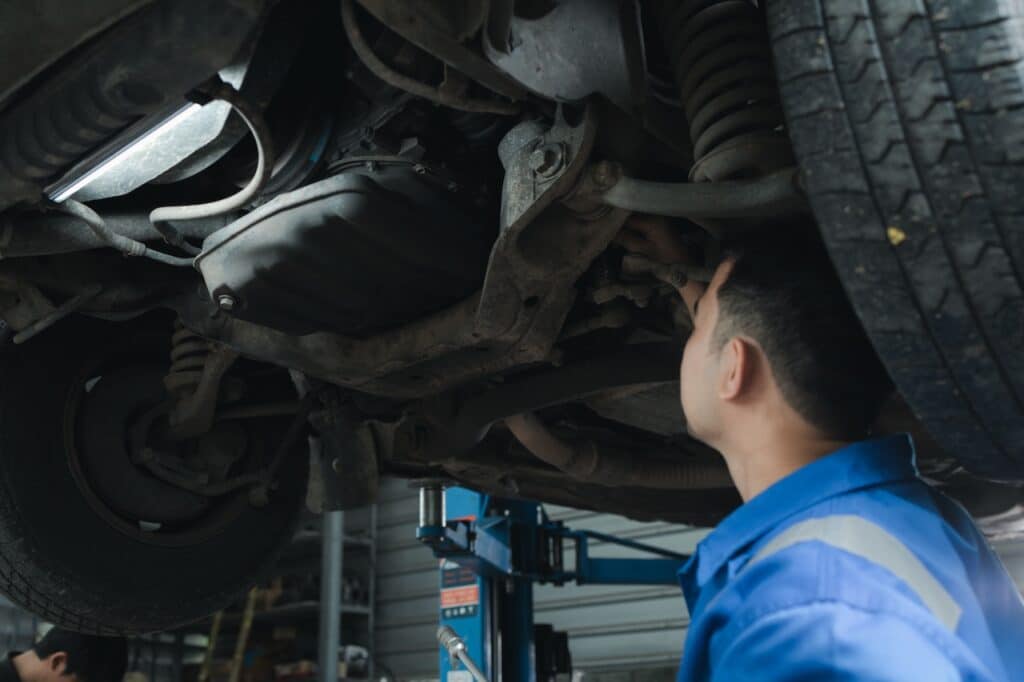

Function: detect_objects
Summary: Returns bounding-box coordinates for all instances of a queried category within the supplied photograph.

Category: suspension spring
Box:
[164,321,211,397]
[650,0,793,181]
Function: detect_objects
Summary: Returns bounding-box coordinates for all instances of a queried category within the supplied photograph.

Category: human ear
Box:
[718,337,749,401]
[48,652,67,675]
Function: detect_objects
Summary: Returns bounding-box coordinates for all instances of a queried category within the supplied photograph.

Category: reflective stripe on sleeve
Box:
[743,514,962,630]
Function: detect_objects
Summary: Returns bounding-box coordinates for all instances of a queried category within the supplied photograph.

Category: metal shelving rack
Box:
[179,504,378,682]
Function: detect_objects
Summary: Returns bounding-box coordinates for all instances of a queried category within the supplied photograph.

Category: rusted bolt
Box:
[529,143,565,178]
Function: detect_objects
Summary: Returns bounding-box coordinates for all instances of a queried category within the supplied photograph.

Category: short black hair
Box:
[712,227,893,439]
[33,628,127,682]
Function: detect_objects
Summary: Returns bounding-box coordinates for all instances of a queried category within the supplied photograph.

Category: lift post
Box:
[416,485,690,682]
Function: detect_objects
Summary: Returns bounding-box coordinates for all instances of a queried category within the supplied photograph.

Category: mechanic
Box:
[0,628,126,682]
[617,216,1024,681]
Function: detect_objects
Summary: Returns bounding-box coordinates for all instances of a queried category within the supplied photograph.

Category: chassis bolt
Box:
[217,294,237,312]
[529,143,565,178]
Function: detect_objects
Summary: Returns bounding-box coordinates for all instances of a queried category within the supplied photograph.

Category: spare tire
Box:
[0,317,308,634]
[767,0,1024,477]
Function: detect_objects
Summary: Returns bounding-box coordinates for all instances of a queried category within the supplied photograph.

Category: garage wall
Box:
[373,478,708,680]
[0,595,39,652]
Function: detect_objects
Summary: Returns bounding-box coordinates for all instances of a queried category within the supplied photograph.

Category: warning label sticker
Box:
[440,585,480,619]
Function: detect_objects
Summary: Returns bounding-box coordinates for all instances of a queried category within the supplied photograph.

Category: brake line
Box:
[148,81,276,254]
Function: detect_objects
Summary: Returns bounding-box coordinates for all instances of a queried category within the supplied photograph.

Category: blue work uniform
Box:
[676,435,1024,681]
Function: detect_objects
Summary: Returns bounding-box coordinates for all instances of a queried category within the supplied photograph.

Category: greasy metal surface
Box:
[599,166,807,219]
[311,407,380,510]
[483,0,646,116]
[0,210,233,258]
[196,157,488,336]
[504,412,733,489]
[449,342,683,450]
[354,0,529,101]
[179,101,628,397]
[342,0,519,115]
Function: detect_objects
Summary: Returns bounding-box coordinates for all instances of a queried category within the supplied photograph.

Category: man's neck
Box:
[721,432,850,502]
[11,651,35,682]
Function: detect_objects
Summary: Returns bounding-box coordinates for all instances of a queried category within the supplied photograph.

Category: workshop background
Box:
[1,479,1022,682]
[373,479,1024,682]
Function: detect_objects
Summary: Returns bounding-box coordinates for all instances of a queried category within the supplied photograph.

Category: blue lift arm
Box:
[416,485,692,682]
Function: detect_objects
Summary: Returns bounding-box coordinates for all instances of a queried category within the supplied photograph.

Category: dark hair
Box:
[33,628,127,682]
[712,228,893,439]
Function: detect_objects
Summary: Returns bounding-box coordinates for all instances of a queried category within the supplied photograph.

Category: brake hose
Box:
[55,199,195,267]
[149,81,276,254]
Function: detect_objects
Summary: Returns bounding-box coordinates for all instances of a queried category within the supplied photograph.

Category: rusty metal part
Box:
[0,275,53,331]
[135,394,314,498]
[650,0,793,182]
[599,166,807,220]
[354,0,528,102]
[165,322,240,441]
[621,254,715,289]
[52,199,195,267]
[504,412,733,489]
[560,301,633,340]
[449,342,682,451]
[590,282,655,308]
[430,437,741,526]
[342,0,519,115]
[0,210,233,258]
[482,0,646,116]
[309,403,380,510]
[10,284,102,344]
[178,101,627,398]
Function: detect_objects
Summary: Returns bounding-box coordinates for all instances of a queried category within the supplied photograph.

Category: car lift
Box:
[416,484,691,682]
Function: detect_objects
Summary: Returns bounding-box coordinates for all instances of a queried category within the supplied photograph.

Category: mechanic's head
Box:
[14,628,127,682]
[680,230,893,453]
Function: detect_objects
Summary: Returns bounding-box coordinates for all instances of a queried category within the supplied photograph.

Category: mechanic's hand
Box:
[614,214,690,265]
[614,215,705,321]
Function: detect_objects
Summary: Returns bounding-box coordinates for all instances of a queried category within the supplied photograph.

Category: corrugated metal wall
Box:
[373,478,708,680]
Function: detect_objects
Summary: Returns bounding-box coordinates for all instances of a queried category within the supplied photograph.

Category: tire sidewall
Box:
[0,320,307,633]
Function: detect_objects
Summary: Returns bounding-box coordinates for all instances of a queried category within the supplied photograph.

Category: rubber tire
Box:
[766,0,1024,477]
[0,320,308,634]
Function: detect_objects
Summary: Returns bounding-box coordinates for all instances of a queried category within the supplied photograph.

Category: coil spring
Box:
[651,0,793,181]
[164,321,211,397]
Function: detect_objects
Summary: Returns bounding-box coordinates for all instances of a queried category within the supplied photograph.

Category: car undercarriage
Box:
[0,0,1021,633]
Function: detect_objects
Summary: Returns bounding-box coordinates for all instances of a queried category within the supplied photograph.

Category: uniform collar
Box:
[681,434,918,590]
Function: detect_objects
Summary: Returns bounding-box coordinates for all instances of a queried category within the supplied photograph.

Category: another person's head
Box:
[13,628,126,682]
[680,228,893,453]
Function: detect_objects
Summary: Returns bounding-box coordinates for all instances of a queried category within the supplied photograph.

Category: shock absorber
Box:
[164,321,212,399]
[164,321,239,440]
[650,0,794,181]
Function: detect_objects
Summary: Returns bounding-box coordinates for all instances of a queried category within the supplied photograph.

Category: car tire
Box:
[766,0,1024,476]
[0,318,308,634]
